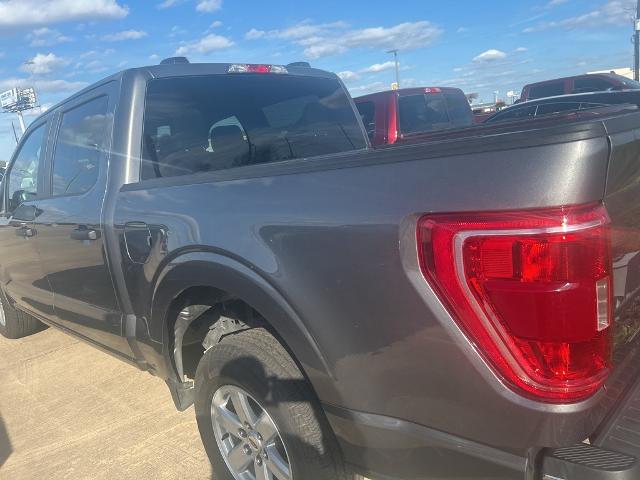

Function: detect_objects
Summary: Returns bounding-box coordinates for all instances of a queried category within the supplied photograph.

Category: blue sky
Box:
[0,0,637,159]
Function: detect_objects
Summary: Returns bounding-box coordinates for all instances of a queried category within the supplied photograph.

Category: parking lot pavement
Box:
[0,327,212,480]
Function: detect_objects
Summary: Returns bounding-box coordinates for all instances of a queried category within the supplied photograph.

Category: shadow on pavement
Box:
[0,413,12,468]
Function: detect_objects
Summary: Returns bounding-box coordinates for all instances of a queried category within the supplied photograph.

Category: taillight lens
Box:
[417,204,612,403]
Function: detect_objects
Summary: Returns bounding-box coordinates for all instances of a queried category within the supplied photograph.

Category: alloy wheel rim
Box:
[211,384,292,480]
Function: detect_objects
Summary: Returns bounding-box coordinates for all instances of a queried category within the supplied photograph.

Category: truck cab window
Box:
[6,123,45,212]
[141,74,366,180]
[398,94,451,134]
[528,81,564,99]
[51,96,110,196]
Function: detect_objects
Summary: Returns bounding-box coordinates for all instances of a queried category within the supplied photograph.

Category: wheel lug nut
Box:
[243,445,251,455]
[256,457,263,466]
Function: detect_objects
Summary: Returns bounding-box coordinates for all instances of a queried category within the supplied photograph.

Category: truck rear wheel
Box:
[194,327,348,480]
[0,290,45,339]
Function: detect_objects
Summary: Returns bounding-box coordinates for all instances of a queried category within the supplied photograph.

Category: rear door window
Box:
[536,102,582,116]
[51,96,110,196]
[528,81,564,100]
[489,105,537,123]
[141,74,366,180]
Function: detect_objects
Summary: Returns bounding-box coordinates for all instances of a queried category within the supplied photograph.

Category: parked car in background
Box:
[520,72,640,102]
[486,90,640,123]
[354,87,473,146]
[3,60,640,480]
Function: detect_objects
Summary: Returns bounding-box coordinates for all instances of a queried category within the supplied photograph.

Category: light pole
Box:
[635,0,640,81]
[386,49,400,89]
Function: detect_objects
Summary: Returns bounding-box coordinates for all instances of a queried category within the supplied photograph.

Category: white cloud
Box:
[545,0,569,7]
[245,28,265,40]
[149,54,160,61]
[473,49,507,63]
[514,47,528,52]
[175,33,234,55]
[157,0,186,8]
[525,0,634,32]
[348,81,387,96]
[362,61,396,73]
[0,0,128,28]
[0,76,87,94]
[457,27,469,33]
[27,27,72,47]
[20,53,70,75]
[102,30,147,41]
[337,70,360,83]
[245,20,442,59]
[196,0,222,13]
[83,60,108,73]
[210,20,223,28]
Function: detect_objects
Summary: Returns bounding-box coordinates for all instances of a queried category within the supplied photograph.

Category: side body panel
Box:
[113,115,616,452]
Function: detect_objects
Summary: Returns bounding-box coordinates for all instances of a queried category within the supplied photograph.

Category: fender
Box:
[150,251,334,390]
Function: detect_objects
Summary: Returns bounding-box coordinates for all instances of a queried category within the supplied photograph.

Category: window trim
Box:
[4,120,49,214]
[45,93,111,200]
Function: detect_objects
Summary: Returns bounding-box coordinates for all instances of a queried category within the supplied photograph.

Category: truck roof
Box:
[30,62,340,126]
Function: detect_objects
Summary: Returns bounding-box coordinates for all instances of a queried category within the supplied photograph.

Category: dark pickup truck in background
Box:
[519,72,640,102]
[1,61,640,480]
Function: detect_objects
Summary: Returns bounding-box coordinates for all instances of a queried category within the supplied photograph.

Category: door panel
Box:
[0,122,53,318]
[31,89,129,355]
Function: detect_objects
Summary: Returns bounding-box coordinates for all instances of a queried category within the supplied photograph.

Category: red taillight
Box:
[417,204,612,403]
[424,87,442,93]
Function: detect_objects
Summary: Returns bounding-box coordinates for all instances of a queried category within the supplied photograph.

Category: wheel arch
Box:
[150,251,334,390]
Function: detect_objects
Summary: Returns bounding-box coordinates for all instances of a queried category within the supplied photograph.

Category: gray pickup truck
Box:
[1,60,640,480]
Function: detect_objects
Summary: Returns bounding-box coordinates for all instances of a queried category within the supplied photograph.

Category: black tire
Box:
[0,290,45,339]
[195,327,348,480]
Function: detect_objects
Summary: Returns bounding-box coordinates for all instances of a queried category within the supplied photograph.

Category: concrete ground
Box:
[0,327,212,479]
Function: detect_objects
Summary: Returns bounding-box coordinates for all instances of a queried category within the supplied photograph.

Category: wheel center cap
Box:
[247,432,261,451]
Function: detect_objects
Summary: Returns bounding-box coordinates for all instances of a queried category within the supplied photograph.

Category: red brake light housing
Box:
[227,64,288,74]
[424,87,442,94]
[417,204,613,403]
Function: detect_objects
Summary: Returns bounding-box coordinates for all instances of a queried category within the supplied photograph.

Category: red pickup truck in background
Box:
[354,87,473,146]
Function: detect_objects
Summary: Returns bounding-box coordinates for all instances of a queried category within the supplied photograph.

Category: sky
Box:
[0,0,637,159]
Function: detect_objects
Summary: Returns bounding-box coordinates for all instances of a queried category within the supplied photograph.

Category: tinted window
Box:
[356,101,376,140]
[536,102,582,115]
[488,105,536,123]
[52,96,110,196]
[614,76,640,89]
[443,92,474,127]
[528,81,564,100]
[573,77,614,94]
[399,94,449,134]
[141,75,365,180]
[7,123,46,211]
